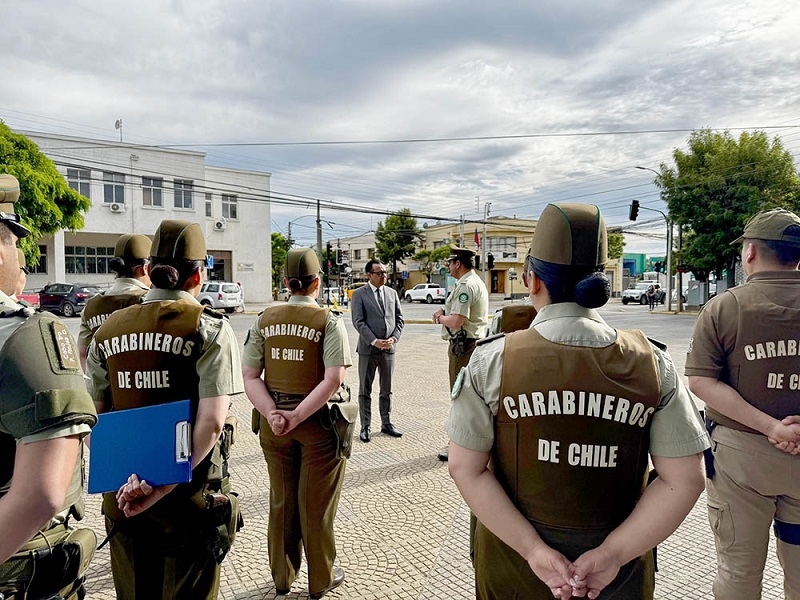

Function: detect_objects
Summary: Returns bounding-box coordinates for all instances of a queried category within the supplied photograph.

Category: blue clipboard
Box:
[88,399,193,494]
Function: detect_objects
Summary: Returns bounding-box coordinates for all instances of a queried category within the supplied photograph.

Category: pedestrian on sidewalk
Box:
[242,248,350,599]
[351,259,404,442]
[446,202,708,599]
[646,283,656,312]
[686,208,800,600]
[433,246,488,461]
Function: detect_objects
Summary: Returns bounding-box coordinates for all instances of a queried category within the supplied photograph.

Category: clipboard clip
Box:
[175,421,191,463]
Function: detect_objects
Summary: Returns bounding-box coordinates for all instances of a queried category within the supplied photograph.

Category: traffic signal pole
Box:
[629,200,674,312]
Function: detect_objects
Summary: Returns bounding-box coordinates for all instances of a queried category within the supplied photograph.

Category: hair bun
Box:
[574,272,610,308]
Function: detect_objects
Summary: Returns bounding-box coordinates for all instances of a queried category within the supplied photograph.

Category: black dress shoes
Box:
[381,423,403,438]
[310,566,346,599]
[438,449,449,461]
[359,426,370,442]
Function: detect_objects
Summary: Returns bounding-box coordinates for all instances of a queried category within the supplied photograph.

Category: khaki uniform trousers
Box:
[707,425,800,600]
[473,519,654,600]
[104,514,221,600]
[258,411,346,595]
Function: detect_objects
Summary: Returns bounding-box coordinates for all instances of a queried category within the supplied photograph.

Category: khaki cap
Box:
[0,174,31,239]
[151,220,207,261]
[731,208,800,246]
[17,248,28,274]
[286,248,321,278]
[114,233,152,261]
[446,246,476,263]
[529,203,607,267]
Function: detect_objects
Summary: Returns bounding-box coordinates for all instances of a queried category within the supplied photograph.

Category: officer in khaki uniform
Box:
[0,173,98,598]
[686,208,800,600]
[446,203,709,599]
[87,219,244,600]
[433,246,488,461]
[78,233,151,369]
[242,248,351,599]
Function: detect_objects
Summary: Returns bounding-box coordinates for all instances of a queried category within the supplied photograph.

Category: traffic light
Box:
[653,261,663,273]
[335,248,343,265]
[487,252,495,270]
[325,242,332,274]
[629,200,640,221]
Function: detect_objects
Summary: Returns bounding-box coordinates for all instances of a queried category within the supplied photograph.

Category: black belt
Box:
[450,337,478,343]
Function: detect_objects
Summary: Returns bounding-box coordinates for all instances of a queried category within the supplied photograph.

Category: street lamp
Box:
[634,166,676,312]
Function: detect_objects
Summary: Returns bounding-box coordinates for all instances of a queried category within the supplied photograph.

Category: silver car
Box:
[197,282,243,313]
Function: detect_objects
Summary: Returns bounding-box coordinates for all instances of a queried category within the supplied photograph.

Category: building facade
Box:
[21,131,273,302]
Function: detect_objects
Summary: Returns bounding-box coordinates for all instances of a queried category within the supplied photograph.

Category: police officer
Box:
[78,233,151,369]
[0,173,98,598]
[446,203,709,599]
[686,208,800,599]
[86,219,244,600]
[432,246,488,461]
[242,248,350,598]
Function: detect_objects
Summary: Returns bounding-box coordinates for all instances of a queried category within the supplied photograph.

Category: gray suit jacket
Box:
[351,284,404,355]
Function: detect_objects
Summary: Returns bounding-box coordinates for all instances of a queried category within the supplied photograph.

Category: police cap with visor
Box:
[0,174,31,239]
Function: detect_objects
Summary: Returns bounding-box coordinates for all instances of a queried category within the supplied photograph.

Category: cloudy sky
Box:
[2,0,799,254]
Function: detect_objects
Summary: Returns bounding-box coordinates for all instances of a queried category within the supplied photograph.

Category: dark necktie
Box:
[376,288,385,313]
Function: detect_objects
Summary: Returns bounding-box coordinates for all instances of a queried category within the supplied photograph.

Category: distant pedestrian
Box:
[351,259,404,442]
[646,284,656,312]
[687,207,800,599]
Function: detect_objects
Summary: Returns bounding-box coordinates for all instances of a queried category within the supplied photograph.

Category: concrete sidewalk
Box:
[80,320,786,600]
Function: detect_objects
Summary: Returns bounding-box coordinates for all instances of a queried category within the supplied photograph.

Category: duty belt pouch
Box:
[451,329,470,356]
[0,525,97,600]
[322,383,358,460]
[704,418,717,480]
[203,491,244,565]
[206,415,239,492]
[251,407,261,434]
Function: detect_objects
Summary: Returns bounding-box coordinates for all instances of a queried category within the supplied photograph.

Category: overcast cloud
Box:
[2,0,799,252]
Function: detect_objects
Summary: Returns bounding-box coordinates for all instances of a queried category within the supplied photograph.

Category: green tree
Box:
[658,129,800,280]
[375,208,421,279]
[0,122,91,263]
[271,232,290,294]
[413,245,452,282]
[608,232,624,260]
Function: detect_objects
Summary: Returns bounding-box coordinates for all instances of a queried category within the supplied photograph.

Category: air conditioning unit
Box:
[213,218,227,231]
[109,202,126,213]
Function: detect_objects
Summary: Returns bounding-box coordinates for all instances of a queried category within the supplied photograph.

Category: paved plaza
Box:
[78,308,787,599]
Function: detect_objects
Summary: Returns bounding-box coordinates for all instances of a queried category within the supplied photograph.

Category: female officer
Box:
[446,203,709,599]
[242,247,350,599]
[87,219,243,600]
[78,233,151,369]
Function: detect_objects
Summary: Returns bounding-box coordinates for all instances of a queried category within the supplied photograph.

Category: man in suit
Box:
[351,259,404,442]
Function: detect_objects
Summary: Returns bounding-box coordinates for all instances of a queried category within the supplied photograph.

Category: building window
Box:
[142,177,163,207]
[29,245,48,274]
[367,248,375,259]
[205,193,212,217]
[222,194,238,219]
[487,236,517,252]
[103,172,125,204]
[65,245,115,274]
[353,249,362,260]
[174,179,194,209]
[67,169,91,198]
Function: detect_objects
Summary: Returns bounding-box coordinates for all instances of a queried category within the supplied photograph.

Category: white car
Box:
[404,283,446,304]
[197,281,243,313]
[621,282,664,305]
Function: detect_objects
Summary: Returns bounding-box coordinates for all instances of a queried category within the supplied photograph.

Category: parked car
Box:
[197,281,243,313]
[621,281,664,305]
[278,287,291,301]
[672,287,689,303]
[404,283,446,304]
[39,283,102,317]
[322,286,342,305]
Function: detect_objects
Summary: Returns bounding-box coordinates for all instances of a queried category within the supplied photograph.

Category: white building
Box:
[21,131,273,302]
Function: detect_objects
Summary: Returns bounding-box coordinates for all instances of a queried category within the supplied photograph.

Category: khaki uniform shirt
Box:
[242,295,352,370]
[441,269,489,340]
[87,289,244,401]
[78,278,150,348]
[446,302,710,457]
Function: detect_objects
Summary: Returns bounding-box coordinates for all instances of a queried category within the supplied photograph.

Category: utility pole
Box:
[482,202,492,282]
[316,199,323,266]
[459,215,465,247]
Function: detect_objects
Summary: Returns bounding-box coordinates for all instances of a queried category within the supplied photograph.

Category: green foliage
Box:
[607,232,625,260]
[375,208,421,275]
[413,245,452,280]
[659,129,800,279]
[0,122,91,263]
[271,232,290,291]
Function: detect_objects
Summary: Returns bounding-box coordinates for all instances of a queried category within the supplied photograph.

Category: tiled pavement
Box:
[79,318,786,599]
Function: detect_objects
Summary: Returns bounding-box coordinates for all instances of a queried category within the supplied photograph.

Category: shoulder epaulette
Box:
[477,332,505,346]
[202,306,226,319]
[647,336,668,351]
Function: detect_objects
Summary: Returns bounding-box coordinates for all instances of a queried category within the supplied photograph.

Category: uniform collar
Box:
[109,277,150,294]
[532,302,605,327]
[456,269,476,284]
[746,270,800,284]
[0,289,21,309]
[143,288,200,304]
[288,295,319,306]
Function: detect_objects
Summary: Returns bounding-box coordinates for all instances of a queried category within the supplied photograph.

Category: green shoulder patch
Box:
[43,319,81,371]
[458,292,469,303]
[451,367,466,400]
